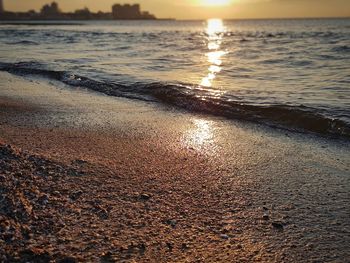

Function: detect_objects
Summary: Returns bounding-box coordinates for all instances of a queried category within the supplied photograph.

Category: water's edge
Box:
[1,61,349,139]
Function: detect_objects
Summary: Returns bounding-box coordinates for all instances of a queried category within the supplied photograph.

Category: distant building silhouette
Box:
[0,0,4,13]
[112,3,156,20]
[41,2,61,18]
[112,4,139,19]
[74,8,92,20]
[0,1,160,21]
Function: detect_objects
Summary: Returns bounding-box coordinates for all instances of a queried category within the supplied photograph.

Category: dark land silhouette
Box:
[0,1,157,20]
[0,0,4,14]
[112,4,155,20]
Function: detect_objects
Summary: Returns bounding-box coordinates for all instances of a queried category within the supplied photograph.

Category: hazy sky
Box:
[3,0,350,19]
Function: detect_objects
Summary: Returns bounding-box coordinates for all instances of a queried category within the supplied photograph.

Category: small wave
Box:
[143,83,350,138]
[261,59,285,65]
[332,45,350,53]
[289,60,313,67]
[6,40,39,45]
[0,22,84,26]
[0,61,349,139]
[224,31,343,41]
[240,38,249,42]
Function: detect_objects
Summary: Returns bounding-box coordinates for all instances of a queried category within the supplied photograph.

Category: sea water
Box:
[0,19,349,137]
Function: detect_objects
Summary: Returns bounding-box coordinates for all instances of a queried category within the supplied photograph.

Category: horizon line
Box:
[0,16,349,21]
[178,16,350,21]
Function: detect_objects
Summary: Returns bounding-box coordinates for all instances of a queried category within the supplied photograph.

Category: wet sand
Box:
[0,72,349,262]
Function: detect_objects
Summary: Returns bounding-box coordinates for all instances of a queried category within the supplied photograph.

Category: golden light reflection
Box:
[185,119,214,149]
[207,50,226,65]
[200,19,227,88]
[206,18,225,35]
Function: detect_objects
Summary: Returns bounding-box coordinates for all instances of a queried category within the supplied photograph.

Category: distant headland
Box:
[0,1,168,21]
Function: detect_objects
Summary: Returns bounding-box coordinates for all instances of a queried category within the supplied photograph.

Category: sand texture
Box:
[0,72,349,262]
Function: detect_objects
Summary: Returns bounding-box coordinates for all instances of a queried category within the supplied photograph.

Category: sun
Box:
[200,0,231,6]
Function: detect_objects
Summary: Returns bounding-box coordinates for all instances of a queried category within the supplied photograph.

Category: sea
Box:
[0,19,349,138]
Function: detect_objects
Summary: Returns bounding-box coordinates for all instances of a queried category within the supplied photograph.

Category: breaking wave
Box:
[0,61,349,139]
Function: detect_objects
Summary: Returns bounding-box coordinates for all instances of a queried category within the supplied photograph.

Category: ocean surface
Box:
[0,19,349,138]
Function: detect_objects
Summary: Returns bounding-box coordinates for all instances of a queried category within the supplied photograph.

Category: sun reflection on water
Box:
[183,118,217,154]
[201,19,227,88]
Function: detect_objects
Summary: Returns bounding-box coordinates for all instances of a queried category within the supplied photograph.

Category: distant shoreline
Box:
[0,16,348,22]
[0,18,176,25]
[0,17,175,22]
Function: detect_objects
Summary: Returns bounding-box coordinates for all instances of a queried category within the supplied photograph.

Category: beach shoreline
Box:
[0,72,349,262]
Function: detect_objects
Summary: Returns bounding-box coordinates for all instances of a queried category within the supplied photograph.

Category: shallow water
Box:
[0,19,349,137]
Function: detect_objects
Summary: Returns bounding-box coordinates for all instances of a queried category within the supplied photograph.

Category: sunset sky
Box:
[4,0,350,19]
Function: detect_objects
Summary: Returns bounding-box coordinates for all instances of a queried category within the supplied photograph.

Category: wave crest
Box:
[0,61,349,139]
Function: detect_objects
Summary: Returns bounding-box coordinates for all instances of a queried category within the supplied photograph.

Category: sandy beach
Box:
[0,72,349,262]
